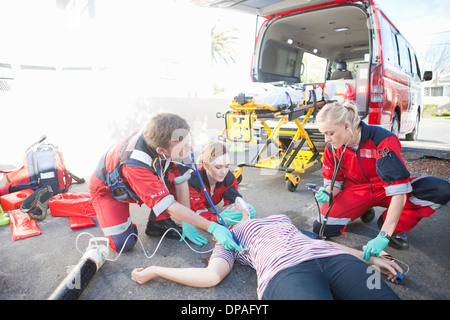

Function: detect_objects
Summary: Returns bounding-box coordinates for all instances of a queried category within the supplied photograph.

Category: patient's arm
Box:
[329,241,403,283]
[131,257,231,288]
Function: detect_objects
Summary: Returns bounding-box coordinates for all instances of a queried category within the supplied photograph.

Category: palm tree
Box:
[210,24,238,65]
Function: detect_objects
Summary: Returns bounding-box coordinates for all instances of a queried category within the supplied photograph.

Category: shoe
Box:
[20,186,53,221]
[389,233,409,250]
[377,215,384,229]
[145,219,182,239]
[360,208,375,223]
[377,215,409,250]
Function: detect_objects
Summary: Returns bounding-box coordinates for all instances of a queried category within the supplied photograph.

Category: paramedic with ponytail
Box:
[89,113,240,253]
[183,141,255,237]
[313,102,450,260]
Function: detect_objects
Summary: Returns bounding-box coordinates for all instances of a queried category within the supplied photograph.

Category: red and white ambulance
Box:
[198,0,432,142]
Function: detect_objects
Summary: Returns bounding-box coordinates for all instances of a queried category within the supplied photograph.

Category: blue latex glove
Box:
[219,209,243,226]
[248,203,256,219]
[207,222,241,251]
[315,187,330,204]
[362,235,390,261]
[180,222,208,246]
[220,203,256,226]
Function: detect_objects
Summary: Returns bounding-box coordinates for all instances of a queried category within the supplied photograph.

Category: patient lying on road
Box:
[131,209,401,300]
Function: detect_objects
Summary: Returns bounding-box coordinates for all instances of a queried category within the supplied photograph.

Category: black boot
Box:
[388,233,409,250]
[360,208,375,223]
[377,215,409,250]
[145,219,182,239]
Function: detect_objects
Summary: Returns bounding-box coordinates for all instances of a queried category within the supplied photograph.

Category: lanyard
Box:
[158,156,172,191]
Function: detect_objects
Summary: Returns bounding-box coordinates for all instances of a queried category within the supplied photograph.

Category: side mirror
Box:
[423,70,433,81]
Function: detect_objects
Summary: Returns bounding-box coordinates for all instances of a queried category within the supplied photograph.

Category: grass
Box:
[422,104,450,119]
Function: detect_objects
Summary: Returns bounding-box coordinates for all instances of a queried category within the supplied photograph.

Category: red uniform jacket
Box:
[188,167,241,222]
[322,122,412,196]
[95,130,190,217]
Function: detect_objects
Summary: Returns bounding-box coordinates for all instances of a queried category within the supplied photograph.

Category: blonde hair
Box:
[198,141,229,166]
[316,102,360,132]
[143,113,190,149]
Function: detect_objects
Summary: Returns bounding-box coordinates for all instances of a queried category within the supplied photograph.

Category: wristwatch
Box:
[379,230,391,240]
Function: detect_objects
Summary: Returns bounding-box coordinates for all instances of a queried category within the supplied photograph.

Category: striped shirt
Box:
[210,215,350,299]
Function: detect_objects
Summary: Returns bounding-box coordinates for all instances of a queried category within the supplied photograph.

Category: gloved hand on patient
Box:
[363,235,390,261]
[220,200,255,226]
[180,222,209,246]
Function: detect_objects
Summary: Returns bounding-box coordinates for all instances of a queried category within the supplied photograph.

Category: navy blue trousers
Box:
[262,254,400,300]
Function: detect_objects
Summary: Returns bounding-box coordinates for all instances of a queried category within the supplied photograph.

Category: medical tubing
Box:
[319,140,349,239]
[82,154,241,261]
[173,154,243,248]
[76,228,213,263]
[319,151,337,238]
[361,226,411,276]
[191,161,243,249]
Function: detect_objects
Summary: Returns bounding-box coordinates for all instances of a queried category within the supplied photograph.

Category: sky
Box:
[1,0,448,80]
[374,0,449,61]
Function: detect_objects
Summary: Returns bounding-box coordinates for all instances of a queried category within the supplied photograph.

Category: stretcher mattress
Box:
[236,83,331,109]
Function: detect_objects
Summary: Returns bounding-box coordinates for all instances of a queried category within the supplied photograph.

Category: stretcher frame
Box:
[219,83,327,191]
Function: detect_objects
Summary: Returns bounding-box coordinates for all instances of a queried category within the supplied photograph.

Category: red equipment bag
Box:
[9,209,42,241]
[69,216,96,230]
[48,193,96,218]
[1,136,85,196]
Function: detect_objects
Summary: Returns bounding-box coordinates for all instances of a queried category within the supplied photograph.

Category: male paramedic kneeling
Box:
[313,102,450,260]
[89,113,240,253]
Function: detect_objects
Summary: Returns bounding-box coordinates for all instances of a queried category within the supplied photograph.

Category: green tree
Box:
[211,24,237,65]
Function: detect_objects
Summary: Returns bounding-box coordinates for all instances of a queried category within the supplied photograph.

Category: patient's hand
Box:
[369,257,403,283]
[131,267,157,284]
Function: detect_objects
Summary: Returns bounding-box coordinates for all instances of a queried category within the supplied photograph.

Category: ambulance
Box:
[198,0,433,145]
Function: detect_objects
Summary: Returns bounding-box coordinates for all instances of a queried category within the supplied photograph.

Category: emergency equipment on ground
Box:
[0,135,84,196]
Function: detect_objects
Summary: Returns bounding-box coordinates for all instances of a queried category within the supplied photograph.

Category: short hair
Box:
[316,101,360,132]
[143,113,190,149]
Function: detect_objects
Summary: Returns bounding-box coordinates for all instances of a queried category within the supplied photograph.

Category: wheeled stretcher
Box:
[218,83,327,191]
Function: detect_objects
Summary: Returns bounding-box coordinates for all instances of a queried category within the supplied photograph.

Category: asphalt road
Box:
[401,118,450,152]
[0,118,448,306]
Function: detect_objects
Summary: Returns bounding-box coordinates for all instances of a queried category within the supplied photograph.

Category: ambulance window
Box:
[408,48,416,77]
[396,35,411,73]
[300,52,327,83]
[378,14,397,66]
[414,54,422,79]
[390,32,400,67]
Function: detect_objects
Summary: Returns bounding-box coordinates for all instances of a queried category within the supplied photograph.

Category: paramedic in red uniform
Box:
[89,113,241,253]
[313,102,450,260]
[186,141,254,230]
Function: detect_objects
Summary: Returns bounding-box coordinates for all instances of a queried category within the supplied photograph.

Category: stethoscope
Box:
[308,126,354,239]
[166,152,247,253]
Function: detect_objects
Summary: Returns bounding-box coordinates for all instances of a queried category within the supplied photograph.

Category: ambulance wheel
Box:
[360,208,375,223]
[286,180,298,192]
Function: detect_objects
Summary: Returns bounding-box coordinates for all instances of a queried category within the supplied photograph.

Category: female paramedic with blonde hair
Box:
[89,113,240,253]
[182,141,255,233]
[313,102,450,260]
[131,210,402,300]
